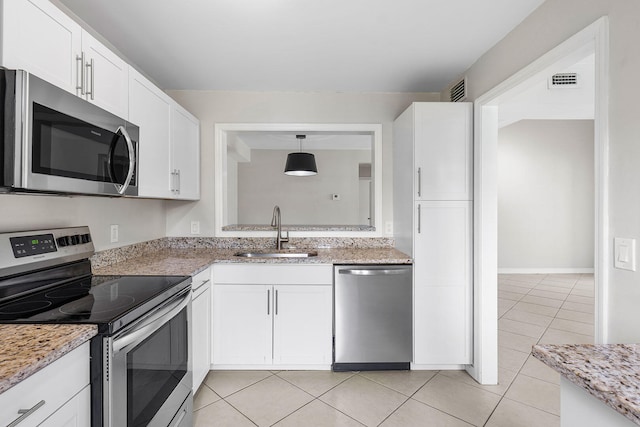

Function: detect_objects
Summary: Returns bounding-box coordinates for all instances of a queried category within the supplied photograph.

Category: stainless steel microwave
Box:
[1,69,139,196]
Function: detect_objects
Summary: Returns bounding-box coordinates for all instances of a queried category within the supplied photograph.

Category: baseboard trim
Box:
[497,268,595,274]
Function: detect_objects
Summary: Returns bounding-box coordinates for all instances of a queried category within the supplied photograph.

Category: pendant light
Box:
[284,135,318,176]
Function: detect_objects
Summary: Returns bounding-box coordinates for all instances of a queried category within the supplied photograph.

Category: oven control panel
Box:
[10,234,57,258]
[0,226,94,278]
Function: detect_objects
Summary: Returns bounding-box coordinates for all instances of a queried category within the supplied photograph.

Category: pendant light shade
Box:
[284,135,318,176]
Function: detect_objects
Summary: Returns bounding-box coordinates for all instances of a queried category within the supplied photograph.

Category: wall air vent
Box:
[548,72,579,89]
[450,77,467,102]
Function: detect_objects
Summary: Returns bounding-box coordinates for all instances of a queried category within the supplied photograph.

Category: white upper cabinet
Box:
[130,69,201,200]
[0,0,128,118]
[414,103,472,201]
[80,31,129,119]
[129,68,172,198]
[170,104,200,200]
[1,0,200,199]
[1,0,82,93]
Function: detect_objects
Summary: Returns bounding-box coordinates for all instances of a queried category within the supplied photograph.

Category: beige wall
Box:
[458,0,640,342]
[236,149,371,225]
[163,91,439,237]
[498,120,594,271]
[0,194,166,251]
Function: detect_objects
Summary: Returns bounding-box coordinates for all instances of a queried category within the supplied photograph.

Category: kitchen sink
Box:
[234,250,318,258]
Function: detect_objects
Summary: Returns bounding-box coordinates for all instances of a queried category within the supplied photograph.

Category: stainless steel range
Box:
[0,226,193,427]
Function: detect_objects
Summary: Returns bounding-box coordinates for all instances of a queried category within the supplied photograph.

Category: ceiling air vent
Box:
[450,77,467,102]
[548,72,579,89]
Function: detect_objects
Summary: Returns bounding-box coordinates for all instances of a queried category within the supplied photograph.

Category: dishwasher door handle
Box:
[338,268,409,276]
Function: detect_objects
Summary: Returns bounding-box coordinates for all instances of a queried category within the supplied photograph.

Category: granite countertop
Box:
[0,324,97,394]
[533,343,640,425]
[92,247,412,276]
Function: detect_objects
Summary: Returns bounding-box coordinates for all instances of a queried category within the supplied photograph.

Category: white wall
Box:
[498,120,594,272]
[236,149,370,225]
[163,91,440,237]
[0,194,166,251]
[458,0,640,342]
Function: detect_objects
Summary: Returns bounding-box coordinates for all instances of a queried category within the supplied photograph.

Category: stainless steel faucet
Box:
[271,205,289,250]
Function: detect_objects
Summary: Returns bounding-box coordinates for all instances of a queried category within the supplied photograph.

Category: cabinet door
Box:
[171,104,200,200]
[192,283,211,392]
[212,284,272,365]
[414,103,472,201]
[129,69,172,198]
[272,285,332,365]
[414,201,472,364]
[81,31,128,119]
[1,0,81,94]
[39,385,90,427]
[414,286,471,364]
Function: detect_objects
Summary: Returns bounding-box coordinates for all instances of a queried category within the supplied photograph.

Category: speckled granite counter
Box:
[92,247,412,276]
[533,344,640,425]
[0,324,97,394]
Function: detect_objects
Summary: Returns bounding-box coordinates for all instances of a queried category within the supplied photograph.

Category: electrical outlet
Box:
[110,224,119,243]
[190,221,201,235]
[385,221,393,234]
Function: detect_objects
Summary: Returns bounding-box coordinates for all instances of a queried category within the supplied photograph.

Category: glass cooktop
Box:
[0,275,190,333]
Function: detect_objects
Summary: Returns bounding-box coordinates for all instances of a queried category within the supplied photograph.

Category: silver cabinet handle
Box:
[267,289,270,315]
[417,204,421,234]
[170,170,176,192]
[7,400,45,427]
[417,167,422,198]
[85,57,94,100]
[338,268,409,276]
[76,52,85,95]
[275,289,279,315]
[176,169,181,195]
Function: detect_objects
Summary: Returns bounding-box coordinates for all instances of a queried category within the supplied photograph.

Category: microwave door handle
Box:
[111,126,135,195]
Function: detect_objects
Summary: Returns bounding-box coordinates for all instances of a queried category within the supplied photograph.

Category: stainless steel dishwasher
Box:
[333,264,412,371]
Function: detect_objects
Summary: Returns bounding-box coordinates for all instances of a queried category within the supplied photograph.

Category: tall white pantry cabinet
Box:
[393,102,473,367]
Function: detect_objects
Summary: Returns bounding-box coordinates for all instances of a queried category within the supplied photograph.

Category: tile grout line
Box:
[487,273,591,425]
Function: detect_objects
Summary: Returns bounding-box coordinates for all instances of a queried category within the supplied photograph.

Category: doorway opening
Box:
[469,17,609,385]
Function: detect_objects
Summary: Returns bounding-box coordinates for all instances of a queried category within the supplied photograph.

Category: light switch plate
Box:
[614,238,636,271]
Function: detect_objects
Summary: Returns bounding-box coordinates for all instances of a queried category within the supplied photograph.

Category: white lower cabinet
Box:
[272,285,333,365]
[39,385,90,427]
[212,264,333,369]
[413,201,472,365]
[0,341,90,427]
[192,268,212,393]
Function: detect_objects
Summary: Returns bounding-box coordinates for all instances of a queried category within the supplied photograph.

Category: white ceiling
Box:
[57,0,546,92]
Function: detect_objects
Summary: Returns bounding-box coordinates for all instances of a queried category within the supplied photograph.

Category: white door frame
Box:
[467,17,609,384]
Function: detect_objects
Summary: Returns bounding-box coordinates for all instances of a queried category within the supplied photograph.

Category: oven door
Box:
[104,288,192,427]
[22,71,139,196]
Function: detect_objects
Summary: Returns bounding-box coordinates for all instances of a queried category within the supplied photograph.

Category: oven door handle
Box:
[112,288,190,354]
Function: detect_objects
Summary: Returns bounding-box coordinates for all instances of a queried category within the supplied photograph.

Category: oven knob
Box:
[57,236,69,247]
[81,234,92,244]
[70,235,80,245]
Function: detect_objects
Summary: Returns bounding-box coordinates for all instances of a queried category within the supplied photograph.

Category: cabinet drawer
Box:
[213,264,333,285]
[0,342,90,427]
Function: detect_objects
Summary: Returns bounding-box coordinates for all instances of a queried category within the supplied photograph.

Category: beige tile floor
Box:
[194,273,594,426]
